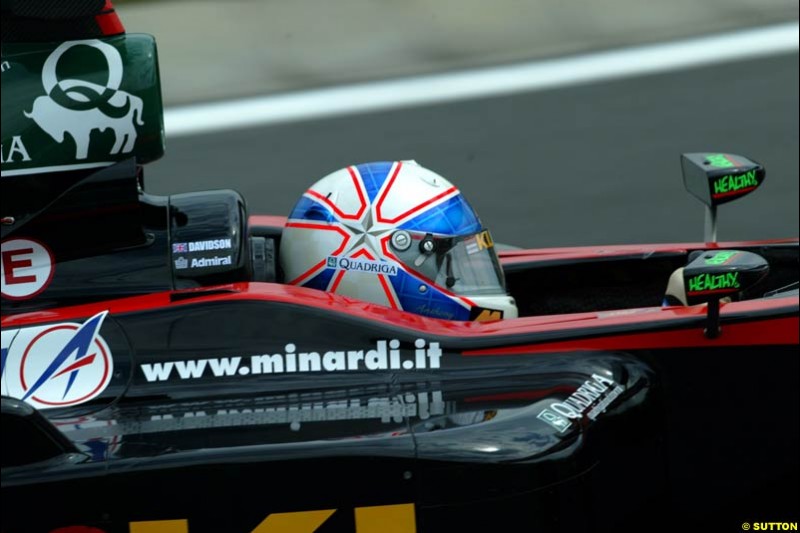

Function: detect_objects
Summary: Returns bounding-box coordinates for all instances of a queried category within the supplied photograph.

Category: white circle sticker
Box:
[1,238,55,300]
[1,311,113,410]
[20,324,112,407]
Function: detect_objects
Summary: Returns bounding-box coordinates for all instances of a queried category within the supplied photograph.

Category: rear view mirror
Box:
[680,153,766,243]
[683,250,769,305]
[683,250,769,338]
[681,153,765,207]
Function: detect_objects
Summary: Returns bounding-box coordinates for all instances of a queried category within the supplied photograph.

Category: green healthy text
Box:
[713,169,757,196]
[687,272,740,293]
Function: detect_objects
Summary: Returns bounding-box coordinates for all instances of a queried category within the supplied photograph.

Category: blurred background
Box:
[116,0,799,248]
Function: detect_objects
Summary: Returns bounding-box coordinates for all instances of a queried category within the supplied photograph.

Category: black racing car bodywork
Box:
[1,3,798,533]
[1,157,797,533]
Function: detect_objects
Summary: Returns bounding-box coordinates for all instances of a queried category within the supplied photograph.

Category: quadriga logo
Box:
[24,39,145,159]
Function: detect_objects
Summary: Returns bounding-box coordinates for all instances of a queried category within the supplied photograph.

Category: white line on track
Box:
[165,22,799,138]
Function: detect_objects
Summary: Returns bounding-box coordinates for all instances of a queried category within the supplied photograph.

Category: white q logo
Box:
[24,39,145,159]
[42,40,124,108]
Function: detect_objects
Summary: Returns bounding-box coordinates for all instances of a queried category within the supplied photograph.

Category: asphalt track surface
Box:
[144,52,799,249]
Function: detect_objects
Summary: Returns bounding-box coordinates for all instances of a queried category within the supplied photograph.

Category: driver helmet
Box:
[280,161,518,321]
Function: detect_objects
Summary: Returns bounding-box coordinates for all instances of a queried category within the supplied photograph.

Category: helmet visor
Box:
[388,229,507,296]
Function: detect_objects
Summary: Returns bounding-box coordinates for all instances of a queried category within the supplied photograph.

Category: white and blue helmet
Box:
[280,161,518,321]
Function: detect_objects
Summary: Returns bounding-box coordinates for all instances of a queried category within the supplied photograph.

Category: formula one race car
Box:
[1,3,798,533]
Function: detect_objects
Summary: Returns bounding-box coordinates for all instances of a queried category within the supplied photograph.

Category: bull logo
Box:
[24,39,145,160]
